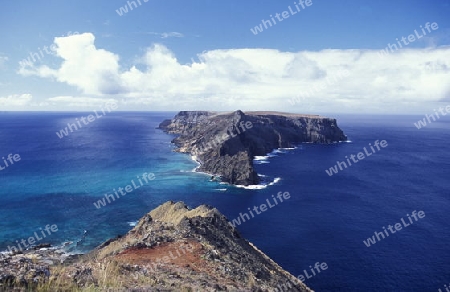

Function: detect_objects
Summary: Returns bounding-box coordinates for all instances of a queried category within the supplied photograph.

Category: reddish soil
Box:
[115,240,205,270]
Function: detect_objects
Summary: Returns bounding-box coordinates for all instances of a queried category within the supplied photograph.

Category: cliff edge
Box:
[159,110,347,185]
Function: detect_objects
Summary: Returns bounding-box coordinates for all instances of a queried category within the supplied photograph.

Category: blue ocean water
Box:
[0,112,449,291]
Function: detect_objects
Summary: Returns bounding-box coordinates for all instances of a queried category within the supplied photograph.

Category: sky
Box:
[0,0,449,114]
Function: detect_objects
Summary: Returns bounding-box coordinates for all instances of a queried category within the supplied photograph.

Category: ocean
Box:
[0,112,449,291]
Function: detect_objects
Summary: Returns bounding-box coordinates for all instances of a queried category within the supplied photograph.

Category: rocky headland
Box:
[0,201,312,291]
[159,110,347,185]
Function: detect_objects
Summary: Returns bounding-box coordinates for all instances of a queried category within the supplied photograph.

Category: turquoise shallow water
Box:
[1,112,450,291]
[0,112,226,251]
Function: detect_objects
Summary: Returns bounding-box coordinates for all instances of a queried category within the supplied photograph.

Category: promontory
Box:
[0,201,313,291]
[159,110,347,185]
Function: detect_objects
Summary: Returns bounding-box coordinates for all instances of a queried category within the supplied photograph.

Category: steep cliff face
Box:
[159,110,347,186]
[0,202,313,291]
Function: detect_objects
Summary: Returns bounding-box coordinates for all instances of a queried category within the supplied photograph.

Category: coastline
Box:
[1,201,313,291]
[159,110,348,186]
[180,138,352,190]
[189,146,299,190]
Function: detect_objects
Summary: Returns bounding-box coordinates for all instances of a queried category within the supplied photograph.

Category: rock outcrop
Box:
[159,110,347,185]
[0,201,313,291]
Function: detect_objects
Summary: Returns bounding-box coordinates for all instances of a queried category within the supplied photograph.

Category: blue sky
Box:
[0,0,449,113]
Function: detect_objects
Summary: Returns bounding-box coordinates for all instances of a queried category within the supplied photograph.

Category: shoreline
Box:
[0,201,313,291]
[188,146,300,189]
[159,110,348,186]
[188,141,351,189]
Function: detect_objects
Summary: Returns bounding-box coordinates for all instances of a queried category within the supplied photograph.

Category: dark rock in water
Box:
[33,243,52,250]
[159,110,347,186]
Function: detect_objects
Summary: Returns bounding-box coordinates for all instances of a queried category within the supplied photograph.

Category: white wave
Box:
[215,188,227,191]
[235,177,281,190]
[236,184,268,190]
[254,155,269,161]
[254,160,270,164]
[254,147,296,163]
[270,177,281,185]
[191,165,217,178]
[128,221,138,227]
[191,155,201,164]
[189,155,203,172]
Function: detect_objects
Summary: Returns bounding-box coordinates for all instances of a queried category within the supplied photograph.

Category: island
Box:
[159,110,347,186]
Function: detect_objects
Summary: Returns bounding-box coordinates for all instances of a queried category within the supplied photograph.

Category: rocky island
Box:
[0,201,312,291]
[159,110,347,185]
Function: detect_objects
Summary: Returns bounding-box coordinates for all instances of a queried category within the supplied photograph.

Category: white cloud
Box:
[19,33,125,95]
[147,32,184,38]
[47,96,118,108]
[19,33,450,113]
[161,32,184,38]
[0,94,32,107]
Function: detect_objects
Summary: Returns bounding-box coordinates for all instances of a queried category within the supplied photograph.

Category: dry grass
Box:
[149,201,218,225]
[27,265,85,292]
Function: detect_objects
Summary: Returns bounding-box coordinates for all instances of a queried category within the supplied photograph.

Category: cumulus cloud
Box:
[18,33,126,95]
[0,94,32,106]
[19,33,450,112]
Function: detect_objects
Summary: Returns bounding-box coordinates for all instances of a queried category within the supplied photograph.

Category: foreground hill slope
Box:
[0,201,312,291]
[159,110,347,185]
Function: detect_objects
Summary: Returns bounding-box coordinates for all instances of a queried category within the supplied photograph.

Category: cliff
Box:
[0,201,313,291]
[159,110,347,185]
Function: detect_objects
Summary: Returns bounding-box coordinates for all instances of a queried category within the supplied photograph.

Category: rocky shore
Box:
[0,202,313,291]
[159,110,347,185]
[0,245,80,290]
